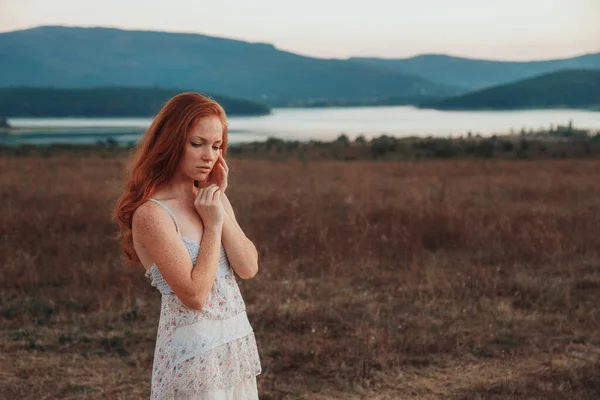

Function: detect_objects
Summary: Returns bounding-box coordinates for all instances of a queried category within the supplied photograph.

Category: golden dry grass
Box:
[1,154,599,399]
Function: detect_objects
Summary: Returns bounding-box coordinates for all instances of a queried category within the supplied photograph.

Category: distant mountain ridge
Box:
[349,53,600,90]
[421,69,600,110]
[2,26,599,108]
[0,87,271,117]
[0,26,458,105]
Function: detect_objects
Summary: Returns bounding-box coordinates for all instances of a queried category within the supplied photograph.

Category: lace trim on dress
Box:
[173,375,258,400]
[172,311,253,364]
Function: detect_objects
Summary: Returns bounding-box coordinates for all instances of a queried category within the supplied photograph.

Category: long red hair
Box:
[113,92,228,267]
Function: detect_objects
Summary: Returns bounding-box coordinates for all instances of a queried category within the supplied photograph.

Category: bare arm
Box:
[133,187,224,310]
[221,193,259,279]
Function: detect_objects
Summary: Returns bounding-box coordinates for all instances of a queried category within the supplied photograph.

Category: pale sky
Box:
[1,0,599,60]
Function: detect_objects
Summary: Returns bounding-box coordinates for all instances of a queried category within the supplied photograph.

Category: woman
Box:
[114,93,262,399]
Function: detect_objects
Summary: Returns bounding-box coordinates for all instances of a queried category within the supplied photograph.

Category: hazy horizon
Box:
[2,24,600,63]
[1,0,599,61]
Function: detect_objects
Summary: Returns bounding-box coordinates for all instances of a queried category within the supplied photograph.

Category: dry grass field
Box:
[1,152,599,399]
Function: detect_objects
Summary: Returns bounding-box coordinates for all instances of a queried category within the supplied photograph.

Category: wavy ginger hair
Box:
[114,92,228,267]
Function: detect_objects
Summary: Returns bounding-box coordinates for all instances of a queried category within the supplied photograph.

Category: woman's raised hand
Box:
[209,150,229,193]
[194,184,223,227]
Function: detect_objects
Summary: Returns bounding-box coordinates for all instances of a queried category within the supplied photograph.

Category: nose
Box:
[201,147,215,162]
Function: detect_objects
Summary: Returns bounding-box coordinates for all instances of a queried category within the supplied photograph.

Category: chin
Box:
[194,173,211,184]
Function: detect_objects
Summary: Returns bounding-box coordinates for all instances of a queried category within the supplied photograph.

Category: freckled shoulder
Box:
[132,201,178,247]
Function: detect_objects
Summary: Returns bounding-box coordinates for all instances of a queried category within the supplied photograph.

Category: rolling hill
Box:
[420,69,600,110]
[0,26,458,105]
[349,53,600,90]
[0,87,271,117]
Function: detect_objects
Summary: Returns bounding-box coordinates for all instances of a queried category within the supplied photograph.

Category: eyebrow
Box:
[191,137,223,144]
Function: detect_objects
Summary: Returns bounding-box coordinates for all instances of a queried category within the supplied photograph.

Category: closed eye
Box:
[190,141,221,149]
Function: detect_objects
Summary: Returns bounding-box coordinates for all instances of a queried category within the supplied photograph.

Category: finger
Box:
[196,189,207,205]
[217,161,228,177]
[217,150,226,165]
[200,184,217,203]
[220,155,229,172]
[213,189,222,202]
[198,188,209,204]
[204,185,219,203]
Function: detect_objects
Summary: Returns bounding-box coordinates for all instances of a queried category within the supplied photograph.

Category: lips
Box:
[197,166,211,172]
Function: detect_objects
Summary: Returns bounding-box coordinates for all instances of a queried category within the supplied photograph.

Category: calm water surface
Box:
[3,106,600,146]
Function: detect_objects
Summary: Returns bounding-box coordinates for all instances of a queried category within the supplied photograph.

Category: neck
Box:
[157,172,206,203]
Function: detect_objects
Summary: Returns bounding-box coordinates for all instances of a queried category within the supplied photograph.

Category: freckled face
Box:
[179,116,223,182]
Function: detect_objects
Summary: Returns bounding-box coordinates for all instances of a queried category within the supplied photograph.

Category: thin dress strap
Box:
[148,198,182,235]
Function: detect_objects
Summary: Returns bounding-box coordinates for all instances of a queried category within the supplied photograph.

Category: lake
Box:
[2,106,600,146]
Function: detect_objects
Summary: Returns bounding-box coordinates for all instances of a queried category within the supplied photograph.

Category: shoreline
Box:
[2,124,598,162]
[1,123,598,140]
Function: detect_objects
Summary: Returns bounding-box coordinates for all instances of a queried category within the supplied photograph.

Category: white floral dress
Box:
[144,199,261,399]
